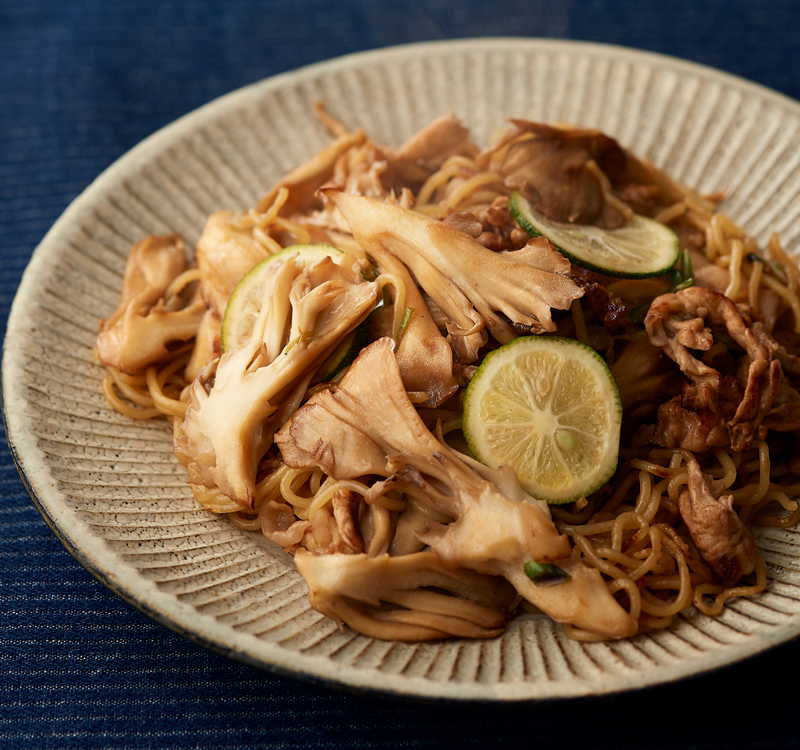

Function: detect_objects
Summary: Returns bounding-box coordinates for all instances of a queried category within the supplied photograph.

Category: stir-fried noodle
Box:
[95,107,800,642]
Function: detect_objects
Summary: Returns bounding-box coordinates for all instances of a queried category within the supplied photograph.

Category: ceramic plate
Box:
[6,38,800,701]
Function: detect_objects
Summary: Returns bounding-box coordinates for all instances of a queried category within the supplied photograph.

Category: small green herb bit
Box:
[396,306,415,344]
[524,561,571,587]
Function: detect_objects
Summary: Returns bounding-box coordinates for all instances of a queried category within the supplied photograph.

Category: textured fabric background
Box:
[3,1,800,747]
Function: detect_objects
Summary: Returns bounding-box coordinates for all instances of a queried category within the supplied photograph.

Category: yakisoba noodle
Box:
[96,108,800,642]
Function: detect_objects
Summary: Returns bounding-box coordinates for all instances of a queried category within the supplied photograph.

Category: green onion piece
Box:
[360,254,380,282]
[524,561,571,587]
[628,302,649,324]
[665,249,694,293]
[747,252,788,285]
[680,246,692,280]
[361,264,379,282]
[670,277,694,293]
[395,307,415,345]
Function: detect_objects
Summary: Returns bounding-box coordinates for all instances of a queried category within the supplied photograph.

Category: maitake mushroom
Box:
[96,234,205,373]
[327,189,584,362]
[175,249,378,508]
[296,549,519,641]
[276,337,637,640]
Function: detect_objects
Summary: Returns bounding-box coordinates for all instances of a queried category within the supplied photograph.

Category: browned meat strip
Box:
[570,266,628,333]
[678,458,757,583]
[645,286,781,451]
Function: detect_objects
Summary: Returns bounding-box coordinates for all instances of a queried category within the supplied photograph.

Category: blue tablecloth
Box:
[3,1,800,747]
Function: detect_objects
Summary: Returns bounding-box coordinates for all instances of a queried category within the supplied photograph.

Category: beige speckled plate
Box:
[5,38,800,701]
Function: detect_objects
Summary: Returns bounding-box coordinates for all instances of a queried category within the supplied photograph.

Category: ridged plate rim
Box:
[5,37,800,702]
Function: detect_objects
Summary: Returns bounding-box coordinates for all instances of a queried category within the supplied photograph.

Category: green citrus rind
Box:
[510,191,679,279]
[315,314,371,382]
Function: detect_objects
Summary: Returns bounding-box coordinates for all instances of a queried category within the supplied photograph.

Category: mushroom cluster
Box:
[96,108,799,643]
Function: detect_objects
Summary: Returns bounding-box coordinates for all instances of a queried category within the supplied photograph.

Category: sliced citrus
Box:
[509,190,679,278]
[221,243,342,352]
[463,336,622,504]
[314,314,371,382]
